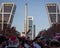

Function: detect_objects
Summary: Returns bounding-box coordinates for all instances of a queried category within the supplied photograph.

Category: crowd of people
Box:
[0,34,60,48]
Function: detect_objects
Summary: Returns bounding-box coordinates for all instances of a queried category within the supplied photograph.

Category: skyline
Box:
[0,0,60,36]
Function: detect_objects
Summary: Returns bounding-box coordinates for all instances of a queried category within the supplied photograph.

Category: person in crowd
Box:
[58,37,60,43]
[0,35,7,48]
[7,35,19,48]
[18,36,26,48]
[49,39,60,48]
[44,39,50,48]
[33,36,43,48]
[24,40,34,48]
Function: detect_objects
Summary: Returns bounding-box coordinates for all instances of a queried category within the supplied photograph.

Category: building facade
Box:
[46,3,60,26]
[0,2,16,31]
[45,3,60,38]
[27,16,34,40]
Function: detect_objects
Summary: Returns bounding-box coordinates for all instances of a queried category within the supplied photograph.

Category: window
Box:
[4,14,10,23]
[0,14,2,22]
[0,8,2,12]
[47,6,56,13]
[29,20,32,26]
[57,7,59,13]
[58,14,60,23]
[49,14,56,22]
[4,4,13,12]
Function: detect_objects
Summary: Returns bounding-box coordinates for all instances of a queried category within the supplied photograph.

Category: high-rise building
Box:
[33,25,35,39]
[0,2,16,31]
[45,3,60,38]
[27,16,34,40]
[24,3,28,36]
[46,3,60,26]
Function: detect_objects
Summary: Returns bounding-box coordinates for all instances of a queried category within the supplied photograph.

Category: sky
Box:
[0,0,60,36]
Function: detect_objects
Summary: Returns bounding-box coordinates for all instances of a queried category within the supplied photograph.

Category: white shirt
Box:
[8,38,19,47]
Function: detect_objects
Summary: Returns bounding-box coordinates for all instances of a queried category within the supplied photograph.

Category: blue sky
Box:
[0,0,60,36]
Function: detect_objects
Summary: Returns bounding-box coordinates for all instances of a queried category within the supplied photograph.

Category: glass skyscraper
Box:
[46,3,60,26]
[27,16,34,40]
[0,2,16,31]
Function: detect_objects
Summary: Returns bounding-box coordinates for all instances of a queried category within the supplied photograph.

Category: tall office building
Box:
[46,3,60,26]
[27,16,34,40]
[46,3,60,38]
[24,3,28,36]
[0,2,16,31]
[33,25,35,39]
